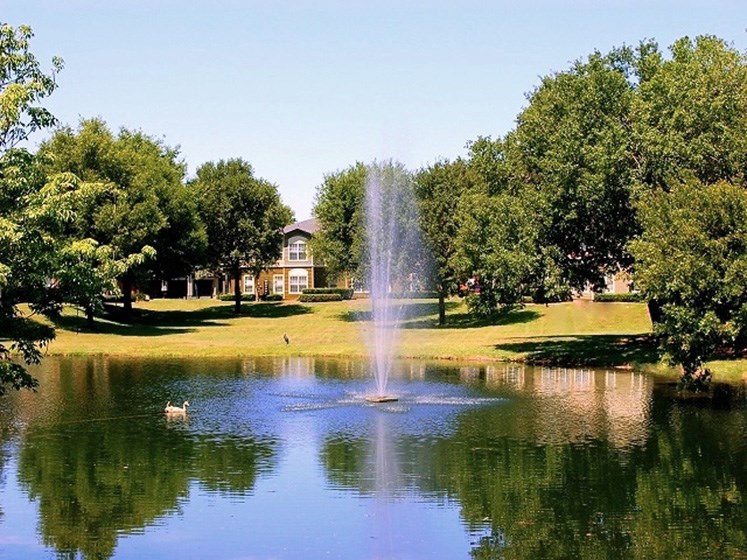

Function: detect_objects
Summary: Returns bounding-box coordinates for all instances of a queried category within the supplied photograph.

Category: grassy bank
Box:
[36,297,747,381]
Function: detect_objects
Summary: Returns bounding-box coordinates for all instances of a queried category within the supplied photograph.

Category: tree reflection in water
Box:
[13,357,277,560]
[4,358,747,559]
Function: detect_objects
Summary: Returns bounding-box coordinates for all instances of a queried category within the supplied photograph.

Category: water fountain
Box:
[362,162,421,403]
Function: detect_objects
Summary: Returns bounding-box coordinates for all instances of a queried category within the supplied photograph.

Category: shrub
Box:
[593,292,642,302]
[263,294,283,301]
[299,293,343,302]
[218,293,256,302]
[302,287,354,300]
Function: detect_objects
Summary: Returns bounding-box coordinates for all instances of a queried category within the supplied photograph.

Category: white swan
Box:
[165,401,189,414]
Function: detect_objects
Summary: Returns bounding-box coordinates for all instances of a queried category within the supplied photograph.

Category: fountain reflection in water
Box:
[363,162,423,401]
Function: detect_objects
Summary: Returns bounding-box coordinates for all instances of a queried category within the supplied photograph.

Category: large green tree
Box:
[193,158,293,314]
[39,118,207,314]
[0,23,62,394]
[629,181,747,386]
[310,162,367,284]
[26,172,156,330]
[508,47,639,291]
[414,158,478,325]
[632,35,747,189]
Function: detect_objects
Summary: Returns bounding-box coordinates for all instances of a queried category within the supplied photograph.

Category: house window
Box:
[288,240,307,261]
[243,275,254,294]
[273,274,285,295]
[289,269,309,294]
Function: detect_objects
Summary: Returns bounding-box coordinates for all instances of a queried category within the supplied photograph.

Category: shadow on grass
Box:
[495,334,659,366]
[54,302,312,336]
[408,308,541,329]
[337,302,541,330]
[337,301,453,324]
[52,314,198,337]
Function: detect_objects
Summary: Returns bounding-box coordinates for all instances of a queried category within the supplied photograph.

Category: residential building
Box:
[223,217,327,300]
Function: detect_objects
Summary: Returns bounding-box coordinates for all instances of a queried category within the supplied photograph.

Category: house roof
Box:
[284,217,319,235]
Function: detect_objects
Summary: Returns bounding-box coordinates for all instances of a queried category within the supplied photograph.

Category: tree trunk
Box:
[122,275,133,317]
[233,261,242,314]
[437,286,446,326]
[647,298,662,324]
[86,304,95,330]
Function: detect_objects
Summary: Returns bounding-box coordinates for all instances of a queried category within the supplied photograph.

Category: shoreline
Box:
[20,298,744,383]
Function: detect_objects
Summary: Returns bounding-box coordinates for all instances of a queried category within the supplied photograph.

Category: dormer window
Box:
[289,240,307,261]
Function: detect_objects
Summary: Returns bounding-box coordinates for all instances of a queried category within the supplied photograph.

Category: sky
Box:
[4,0,747,220]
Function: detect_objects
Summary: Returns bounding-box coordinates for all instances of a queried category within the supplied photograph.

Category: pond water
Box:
[1,357,747,559]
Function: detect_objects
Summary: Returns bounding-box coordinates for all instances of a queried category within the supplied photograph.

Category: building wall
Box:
[177,221,331,300]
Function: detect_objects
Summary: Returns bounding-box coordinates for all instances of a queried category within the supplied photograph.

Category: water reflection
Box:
[458,364,653,451]
[0,357,746,559]
[6,357,278,559]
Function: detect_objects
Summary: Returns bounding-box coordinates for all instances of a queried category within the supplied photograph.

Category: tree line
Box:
[0,24,292,393]
[2,23,747,391]
[312,35,747,387]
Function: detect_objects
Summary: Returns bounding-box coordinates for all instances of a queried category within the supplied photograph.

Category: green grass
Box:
[35,297,747,382]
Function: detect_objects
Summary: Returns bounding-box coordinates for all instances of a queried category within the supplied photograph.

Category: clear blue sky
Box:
[5,1,746,220]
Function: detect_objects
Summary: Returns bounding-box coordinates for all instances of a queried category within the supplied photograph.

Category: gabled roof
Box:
[284,217,319,235]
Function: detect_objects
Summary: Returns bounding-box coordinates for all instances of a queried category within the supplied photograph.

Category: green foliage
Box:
[301,287,353,299]
[0,24,63,393]
[263,293,283,302]
[193,158,293,314]
[0,23,63,151]
[298,293,342,302]
[39,118,207,311]
[632,35,747,188]
[310,162,366,278]
[593,292,643,302]
[453,189,543,316]
[629,181,747,381]
[390,291,439,299]
[508,48,638,290]
[414,158,479,324]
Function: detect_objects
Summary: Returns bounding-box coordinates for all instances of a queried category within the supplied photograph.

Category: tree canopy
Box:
[414,158,479,324]
[310,162,367,283]
[193,158,293,314]
[0,23,63,394]
[629,181,747,384]
[39,118,207,313]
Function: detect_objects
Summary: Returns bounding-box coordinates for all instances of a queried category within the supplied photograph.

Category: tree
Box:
[0,24,63,150]
[632,35,747,189]
[193,158,293,314]
[414,159,478,325]
[310,163,367,283]
[0,23,62,394]
[507,47,639,291]
[452,189,544,316]
[26,172,156,329]
[628,181,747,387]
[39,118,206,314]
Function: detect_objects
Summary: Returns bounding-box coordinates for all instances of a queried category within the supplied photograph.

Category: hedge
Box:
[302,287,354,300]
[218,293,257,302]
[299,293,343,302]
[593,292,643,302]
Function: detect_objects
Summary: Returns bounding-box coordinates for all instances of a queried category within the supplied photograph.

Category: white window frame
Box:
[242,274,255,295]
[288,269,309,294]
[273,274,285,295]
[288,239,307,262]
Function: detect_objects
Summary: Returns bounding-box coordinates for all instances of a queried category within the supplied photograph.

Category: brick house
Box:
[223,218,326,300]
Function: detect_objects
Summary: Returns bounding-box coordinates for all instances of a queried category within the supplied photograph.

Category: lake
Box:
[1,356,746,559]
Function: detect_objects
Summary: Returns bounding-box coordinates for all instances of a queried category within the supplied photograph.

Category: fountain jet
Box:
[363,162,422,402]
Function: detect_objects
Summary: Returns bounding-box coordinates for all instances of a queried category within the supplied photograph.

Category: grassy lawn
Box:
[37,296,747,382]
